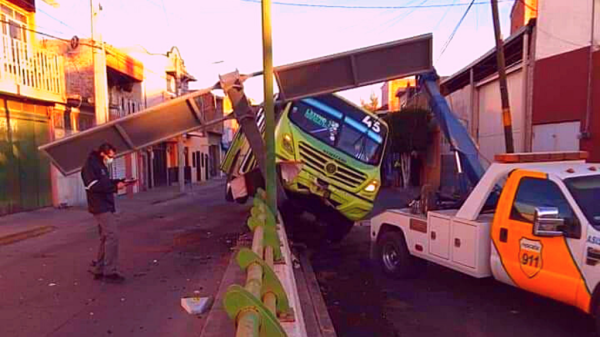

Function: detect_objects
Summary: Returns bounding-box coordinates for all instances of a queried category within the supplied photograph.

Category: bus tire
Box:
[377,230,424,279]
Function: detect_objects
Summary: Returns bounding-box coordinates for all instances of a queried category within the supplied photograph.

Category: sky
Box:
[35,0,514,105]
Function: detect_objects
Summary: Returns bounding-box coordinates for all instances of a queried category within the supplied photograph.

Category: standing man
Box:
[81,143,132,282]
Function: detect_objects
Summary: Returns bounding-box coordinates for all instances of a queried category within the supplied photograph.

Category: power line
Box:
[434,0,458,31]
[240,0,512,10]
[375,0,425,32]
[438,0,476,60]
[384,0,431,30]
[37,7,82,34]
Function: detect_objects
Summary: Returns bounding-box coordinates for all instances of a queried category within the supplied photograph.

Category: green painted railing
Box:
[223,189,292,337]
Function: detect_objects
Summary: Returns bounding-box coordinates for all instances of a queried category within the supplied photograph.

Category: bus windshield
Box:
[288,95,387,165]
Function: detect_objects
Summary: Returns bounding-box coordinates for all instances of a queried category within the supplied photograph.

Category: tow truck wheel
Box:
[378,230,424,279]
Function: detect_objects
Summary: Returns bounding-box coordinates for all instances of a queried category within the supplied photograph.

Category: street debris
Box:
[181,296,213,315]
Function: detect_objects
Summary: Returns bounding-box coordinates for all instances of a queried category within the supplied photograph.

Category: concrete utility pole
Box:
[175,58,185,193]
[178,136,185,193]
[262,0,276,214]
[90,0,109,125]
[490,0,515,153]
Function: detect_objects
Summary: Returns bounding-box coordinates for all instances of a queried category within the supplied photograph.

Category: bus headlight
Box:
[364,180,379,192]
[282,133,294,154]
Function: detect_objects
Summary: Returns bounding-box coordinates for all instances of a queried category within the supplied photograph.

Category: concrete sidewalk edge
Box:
[198,245,338,337]
[296,250,338,337]
[199,249,242,337]
[0,225,57,246]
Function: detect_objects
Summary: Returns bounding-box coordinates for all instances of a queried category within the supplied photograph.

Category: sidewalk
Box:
[0,178,225,246]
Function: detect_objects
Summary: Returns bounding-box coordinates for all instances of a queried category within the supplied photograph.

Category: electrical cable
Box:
[239,0,512,10]
[37,7,81,34]
[438,0,476,60]
[433,0,458,31]
[373,0,424,32]
[383,0,431,31]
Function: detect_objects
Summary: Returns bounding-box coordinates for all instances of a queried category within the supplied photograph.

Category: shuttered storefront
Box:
[0,99,52,215]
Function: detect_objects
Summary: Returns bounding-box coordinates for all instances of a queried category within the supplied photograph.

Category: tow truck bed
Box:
[372,209,495,278]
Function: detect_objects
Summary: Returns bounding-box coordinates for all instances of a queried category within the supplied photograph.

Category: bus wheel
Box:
[377,230,424,279]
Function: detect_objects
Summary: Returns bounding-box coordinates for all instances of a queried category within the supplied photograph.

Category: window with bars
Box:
[1,5,27,42]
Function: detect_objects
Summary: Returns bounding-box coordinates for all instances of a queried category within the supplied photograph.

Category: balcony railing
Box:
[0,35,65,102]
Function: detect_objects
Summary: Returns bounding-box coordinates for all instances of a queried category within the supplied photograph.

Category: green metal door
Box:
[0,104,52,215]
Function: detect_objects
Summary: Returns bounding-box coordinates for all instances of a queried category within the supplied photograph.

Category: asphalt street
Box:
[0,180,249,337]
[310,188,598,337]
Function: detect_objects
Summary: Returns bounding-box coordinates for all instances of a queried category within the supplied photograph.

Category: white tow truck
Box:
[371,151,600,330]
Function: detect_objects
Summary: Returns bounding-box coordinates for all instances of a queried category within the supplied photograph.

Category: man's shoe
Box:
[103,273,125,283]
[88,269,104,280]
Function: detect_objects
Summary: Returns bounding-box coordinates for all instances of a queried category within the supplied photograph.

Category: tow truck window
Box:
[510,177,576,225]
[565,175,600,228]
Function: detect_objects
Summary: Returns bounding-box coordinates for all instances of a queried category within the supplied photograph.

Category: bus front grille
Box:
[298,142,367,189]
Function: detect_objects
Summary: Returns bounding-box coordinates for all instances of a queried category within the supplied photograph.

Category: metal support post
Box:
[261,0,277,214]
[178,136,185,193]
[491,0,515,153]
[90,0,109,125]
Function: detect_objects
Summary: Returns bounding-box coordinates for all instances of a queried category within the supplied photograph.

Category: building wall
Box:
[532,47,589,125]
[381,78,416,111]
[510,0,538,34]
[444,66,525,163]
[535,0,599,61]
[532,0,600,161]
[477,68,525,160]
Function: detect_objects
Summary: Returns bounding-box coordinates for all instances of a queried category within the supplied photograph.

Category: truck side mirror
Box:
[533,207,564,237]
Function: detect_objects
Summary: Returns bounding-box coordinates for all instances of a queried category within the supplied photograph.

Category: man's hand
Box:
[117,182,126,190]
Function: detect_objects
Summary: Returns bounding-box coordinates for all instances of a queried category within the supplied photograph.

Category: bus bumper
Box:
[284,170,374,221]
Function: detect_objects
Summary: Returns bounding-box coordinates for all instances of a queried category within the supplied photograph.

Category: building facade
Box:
[46,39,145,206]
[0,0,67,215]
[442,0,600,164]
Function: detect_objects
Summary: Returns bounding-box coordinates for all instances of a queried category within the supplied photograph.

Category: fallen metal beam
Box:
[39,86,219,175]
[40,34,433,176]
[274,33,432,101]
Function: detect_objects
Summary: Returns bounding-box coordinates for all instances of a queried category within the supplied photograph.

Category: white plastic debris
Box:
[181,296,213,315]
[48,283,56,287]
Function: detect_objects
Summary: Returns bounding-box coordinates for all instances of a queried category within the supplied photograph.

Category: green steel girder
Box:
[223,284,287,337]
[236,248,290,314]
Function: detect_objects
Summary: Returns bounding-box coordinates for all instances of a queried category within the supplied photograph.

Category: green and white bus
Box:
[221,93,388,241]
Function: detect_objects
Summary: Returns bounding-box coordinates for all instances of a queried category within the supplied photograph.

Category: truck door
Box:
[491,170,590,310]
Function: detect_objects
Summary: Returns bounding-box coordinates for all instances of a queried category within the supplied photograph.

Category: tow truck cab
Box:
[371,152,600,318]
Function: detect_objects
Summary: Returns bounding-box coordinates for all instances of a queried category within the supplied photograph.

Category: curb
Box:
[199,249,243,337]
[0,225,57,246]
[296,250,338,337]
